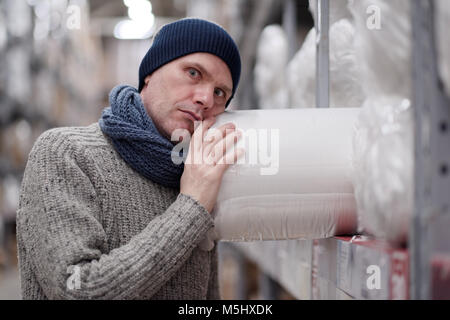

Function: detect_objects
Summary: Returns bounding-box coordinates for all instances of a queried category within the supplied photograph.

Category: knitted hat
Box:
[138,18,241,107]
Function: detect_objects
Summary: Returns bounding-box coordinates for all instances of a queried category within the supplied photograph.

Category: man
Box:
[16,18,243,299]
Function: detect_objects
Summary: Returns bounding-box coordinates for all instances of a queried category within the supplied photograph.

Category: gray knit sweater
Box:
[16,123,219,300]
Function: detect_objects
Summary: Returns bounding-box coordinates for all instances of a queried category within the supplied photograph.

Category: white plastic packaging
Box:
[254,25,289,109]
[349,0,413,245]
[287,19,364,108]
[352,96,413,245]
[209,108,359,241]
[349,0,412,99]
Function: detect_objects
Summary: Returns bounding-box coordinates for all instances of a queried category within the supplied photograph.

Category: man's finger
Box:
[219,147,245,170]
[204,123,236,154]
[192,117,216,152]
[211,130,242,164]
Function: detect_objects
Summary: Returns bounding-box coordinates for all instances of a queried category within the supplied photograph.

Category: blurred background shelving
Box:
[0,0,314,299]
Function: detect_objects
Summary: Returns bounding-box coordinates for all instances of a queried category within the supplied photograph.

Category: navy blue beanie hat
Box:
[138,18,241,107]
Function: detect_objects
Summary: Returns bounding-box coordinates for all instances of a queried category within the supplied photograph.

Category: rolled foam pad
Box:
[209,108,360,241]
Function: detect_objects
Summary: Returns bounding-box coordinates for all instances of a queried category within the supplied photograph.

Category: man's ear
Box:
[143,75,151,88]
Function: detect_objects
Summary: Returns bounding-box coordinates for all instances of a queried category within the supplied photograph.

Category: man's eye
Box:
[188,68,199,77]
[214,88,225,98]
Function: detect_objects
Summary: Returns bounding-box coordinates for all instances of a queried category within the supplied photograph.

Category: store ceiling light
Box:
[128,1,152,23]
[113,14,155,40]
[114,0,154,39]
[124,0,153,10]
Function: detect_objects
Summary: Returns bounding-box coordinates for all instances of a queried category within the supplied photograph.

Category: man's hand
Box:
[180,117,245,213]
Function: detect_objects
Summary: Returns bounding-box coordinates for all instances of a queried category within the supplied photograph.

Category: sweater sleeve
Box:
[206,244,221,300]
[16,130,214,299]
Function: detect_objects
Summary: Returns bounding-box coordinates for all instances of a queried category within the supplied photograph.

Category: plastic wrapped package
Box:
[5,0,31,38]
[436,0,450,97]
[349,0,414,246]
[254,25,289,109]
[309,0,353,25]
[207,108,359,242]
[348,0,412,98]
[287,19,364,108]
[352,96,413,245]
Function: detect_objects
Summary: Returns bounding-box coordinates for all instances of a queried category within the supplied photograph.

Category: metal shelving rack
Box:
[223,0,450,300]
[313,0,450,300]
[315,0,329,109]
[410,0,450,300]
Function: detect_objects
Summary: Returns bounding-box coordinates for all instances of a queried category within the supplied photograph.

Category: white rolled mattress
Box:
[210,108,359,241]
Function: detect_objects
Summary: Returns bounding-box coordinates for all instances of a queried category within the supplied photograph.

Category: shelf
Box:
[233,235,410,300]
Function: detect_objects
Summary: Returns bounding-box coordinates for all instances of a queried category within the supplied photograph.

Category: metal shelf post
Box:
[411,0,450,300]
[315,0,330,108]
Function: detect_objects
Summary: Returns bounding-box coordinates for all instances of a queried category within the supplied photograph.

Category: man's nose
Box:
[193,85,214,110]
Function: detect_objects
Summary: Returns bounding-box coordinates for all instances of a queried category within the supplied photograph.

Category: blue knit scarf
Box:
[99,85,184,189]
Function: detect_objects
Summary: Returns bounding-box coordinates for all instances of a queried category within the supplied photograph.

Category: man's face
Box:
[140,52,233,140]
